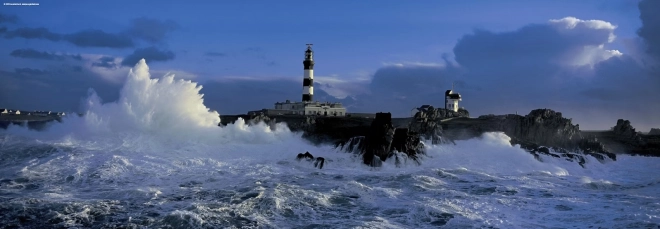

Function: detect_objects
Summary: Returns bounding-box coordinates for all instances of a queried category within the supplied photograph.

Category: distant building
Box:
[0,109,7,115]
[35,111,51,116]
[12,110,20,115]
[445,89,461,112]
[248,44,347,117]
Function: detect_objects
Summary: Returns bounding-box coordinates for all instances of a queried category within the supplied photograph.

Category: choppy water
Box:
[1,60,658,228]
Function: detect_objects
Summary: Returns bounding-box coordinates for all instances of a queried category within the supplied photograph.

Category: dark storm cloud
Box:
[92,56,118,69]
[0,16,179,49]
[10,48,82,61]
[63,30,134,48]
[205,52,227,57]
[15,67,48,76]
[0,13,18,24]
[3,27,61,41]
[125,17,178,43]
[0,66,121,112]
[2,27,134,48]
[637,0,660,59]
[121,46,175,66]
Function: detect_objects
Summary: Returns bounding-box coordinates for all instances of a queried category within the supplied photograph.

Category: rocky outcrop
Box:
[649,128,660,135]
[611,119,645,146]
[224,108,658,168]
[337,113,425,167]
[443,109,617,164]
[409,106,465,144]
[247,112,274,125]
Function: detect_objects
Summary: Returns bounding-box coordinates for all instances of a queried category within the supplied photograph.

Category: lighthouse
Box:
[302,44,314,103]
[248,44,347,117]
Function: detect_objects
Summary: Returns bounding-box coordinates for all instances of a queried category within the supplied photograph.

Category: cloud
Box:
[314,75,370,99]
[3,27,61,41]
[205,52,227,57]
[333,16,659,131]
[15,67,48,76]
[454,17,619,71]
[0,64,121,112]
[91,56,118,69]
[120,46,175,66]
[125,17,178,43]
[637,0,660,70]
[0,13,18,24]
[63,29,134,48]
[10,48,82,61]
[0,16,179,49]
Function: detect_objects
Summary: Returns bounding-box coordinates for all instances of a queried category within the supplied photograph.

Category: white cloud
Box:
[546,17,622,67]
[313,75,370,99]
[549,17,617,42]
[550,17,617,30]
[562,45,623,68]
[382,62,444,67]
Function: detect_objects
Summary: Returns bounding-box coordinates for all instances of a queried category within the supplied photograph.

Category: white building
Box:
[249,44,347,117]
[444,89,461,112]
[0,109,7,115]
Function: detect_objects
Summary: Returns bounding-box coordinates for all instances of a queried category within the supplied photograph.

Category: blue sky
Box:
[1,0,659,131]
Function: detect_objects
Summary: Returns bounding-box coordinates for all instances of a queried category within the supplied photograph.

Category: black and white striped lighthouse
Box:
[302,44,314,103]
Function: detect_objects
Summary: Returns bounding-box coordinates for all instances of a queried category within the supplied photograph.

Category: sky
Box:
[0,0,659,131]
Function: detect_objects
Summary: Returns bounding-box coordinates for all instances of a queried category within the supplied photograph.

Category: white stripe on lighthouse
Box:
[303,86,314,95]
[304,69,313,79]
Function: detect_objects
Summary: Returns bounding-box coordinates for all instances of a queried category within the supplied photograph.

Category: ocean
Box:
[1,60,658,228]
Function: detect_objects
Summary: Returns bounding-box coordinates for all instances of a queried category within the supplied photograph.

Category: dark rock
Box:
[247,112,275,127]
[611,119,645,146]
[362,112,396,165]
[409,107,459,144]
[443,109,618,166]
[336,112,426,167]
[649,128,660,135]
[296,151,314,161]
[314,157,325,169]
[294,151,325,169]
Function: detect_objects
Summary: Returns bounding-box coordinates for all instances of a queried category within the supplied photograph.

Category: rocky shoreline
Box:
[221,107,659,167]
[2,108,658,168]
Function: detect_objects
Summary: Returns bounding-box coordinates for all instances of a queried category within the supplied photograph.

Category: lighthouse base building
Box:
[249,100,346,117]
[248,44,347,117]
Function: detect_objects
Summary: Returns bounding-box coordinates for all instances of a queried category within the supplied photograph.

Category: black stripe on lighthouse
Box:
[304,60,314,70]
[303,44,314,103]
[303,78,313,86]
[302,94,313,102]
